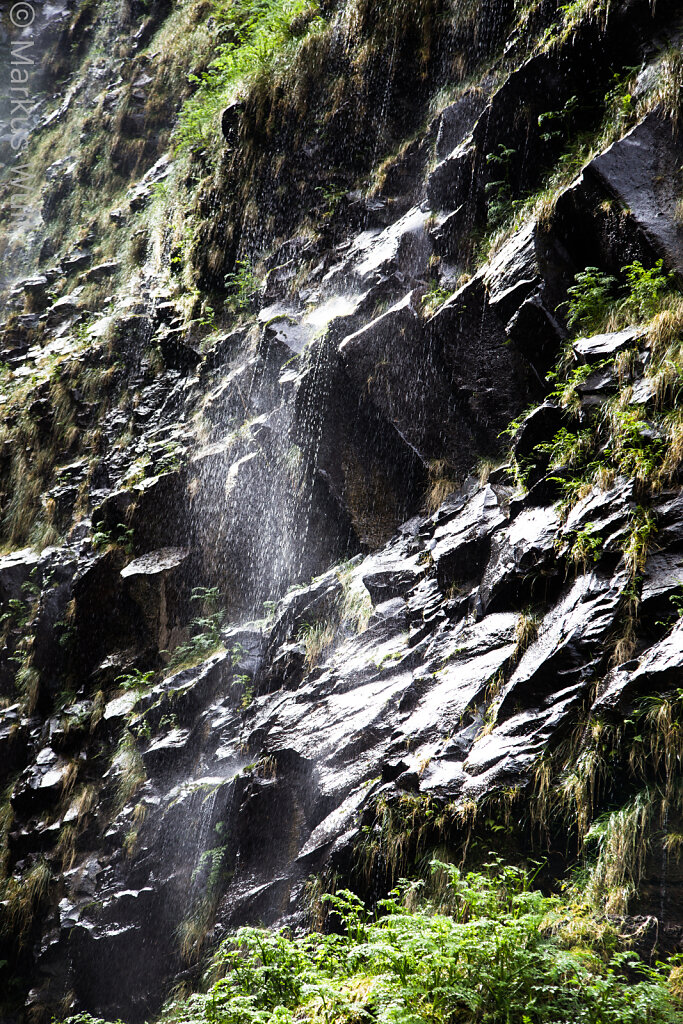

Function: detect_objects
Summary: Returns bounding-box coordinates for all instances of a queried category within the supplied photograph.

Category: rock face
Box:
[1,0,683,1021]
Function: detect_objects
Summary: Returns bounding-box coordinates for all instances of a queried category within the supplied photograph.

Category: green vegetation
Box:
[537,95,579,144]
[420,282,454,317]
[510,261,683,515]
[113,731,147,811]
[481,61,650,262]
[92,523,135,554]
[224,259,261,312]
[566,522,603,572]
[287,563,373,671]
[531,682,683,916]
[232,673,254,708]
[562,261,675,336]
[176,0,326,151]
[166,587,225,671]
[178,819,233,962]
[559,0,611,34]
[485,144,517,230]
[562,268,618,336]
[0,859,52,946]
[297,619,337,670]
[515,609,541,654]
[425,458,459,513]
[76,860,683,1024]
[115,669,156,691]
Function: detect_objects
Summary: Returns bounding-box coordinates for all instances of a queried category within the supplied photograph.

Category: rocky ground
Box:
[1,0,683,1020]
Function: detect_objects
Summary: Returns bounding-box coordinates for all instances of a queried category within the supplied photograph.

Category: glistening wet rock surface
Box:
[1,0,683,1020]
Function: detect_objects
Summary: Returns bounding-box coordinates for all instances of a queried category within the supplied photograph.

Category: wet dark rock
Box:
[622,618,683,688]
[428,205,469,258]
[506,291,567,378]
[561,479,635,554]
[120,547,190,651]
[221,101,245,145]
[135,652,233,732]
[654,490,683,550]
[202,325,251,371]
[361,540,426,602]
[513,403,567,461]
[19,275,51,310]
[11,747,70,815]
[376,137,433,205]
[266,567,343,656]
[222,624,264,676]
[0,547,41,603]
[339,294,432,455]
[0,704,29,779]
[574,326,642,362]
[80,260,120,283]
[72,549,140,677]
[640,551,683,617]
[262,641,307,691]
[30,555,78,694]
[594,619,683,714]
[484,223,542,323]
[463,680,585,796]
[101,692,138,729]
[497,564,628,722]
[479,503,560,613]
[142,727,193,773]
[129,471,191,554]
[587,112,683,276]
[156,327,203,372]
[63,251,92,275]
[430,485,507,588]
[426,277,531,469]
[576,363,619,409]
[426,139,475,212]
[435,89,490,161]
[45,295,81,326]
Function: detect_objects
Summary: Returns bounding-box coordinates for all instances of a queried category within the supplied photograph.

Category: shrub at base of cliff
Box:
[59,860,683,1024]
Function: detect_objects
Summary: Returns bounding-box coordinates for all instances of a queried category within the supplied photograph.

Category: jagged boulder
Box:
[120,547,190,652]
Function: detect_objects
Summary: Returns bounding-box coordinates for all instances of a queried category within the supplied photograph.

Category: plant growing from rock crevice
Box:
[165,587,225,672]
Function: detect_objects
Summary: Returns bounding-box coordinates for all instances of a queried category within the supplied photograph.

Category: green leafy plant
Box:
[549,361,601,412]
[561,267,617,335]
[315,183,347,219]
[620,260,675,323]
[421,282,454,316]
[297,619,336,669]
[166,587,225,671]
[622,506,657,579]
[224,259,260,311]
[155,441,184,476]
[485,144,517,229]
[232,674,254,709]
[115,669,156,691]
[561,260,676,337]
[92,523,134,555]
[538,94,579,143]
[0,597,31,633]
[568,522,604,571]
